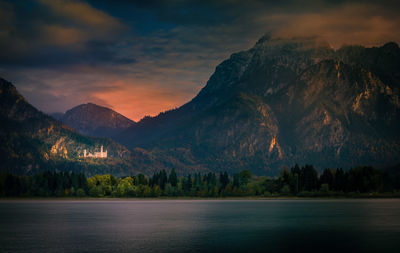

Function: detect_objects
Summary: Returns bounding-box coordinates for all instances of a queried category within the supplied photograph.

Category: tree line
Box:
[1,165,399,198]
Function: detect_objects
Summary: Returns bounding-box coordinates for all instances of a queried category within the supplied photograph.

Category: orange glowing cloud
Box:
[38,0,126,48]
[91,80,195,121]
[42,25,87,46]
[267,3,400,48]
[39,0,123,30]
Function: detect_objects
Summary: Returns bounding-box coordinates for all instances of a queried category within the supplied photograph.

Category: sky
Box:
[1,0,399,121]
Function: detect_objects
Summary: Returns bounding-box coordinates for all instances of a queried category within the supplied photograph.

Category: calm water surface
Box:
[0,199,399,253]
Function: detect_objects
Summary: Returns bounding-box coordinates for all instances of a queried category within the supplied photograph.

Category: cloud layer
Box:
[1,0,399,120]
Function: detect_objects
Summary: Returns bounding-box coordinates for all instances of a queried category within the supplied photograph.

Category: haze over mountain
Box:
[0,78,162,176]
[117,36,400,175]
[54,103,135,138]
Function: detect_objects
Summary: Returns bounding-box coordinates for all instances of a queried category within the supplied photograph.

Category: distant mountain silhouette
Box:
[117,36,400,175]
[49,112,64,121]
[56,103,135,138]
[0,78,161,176]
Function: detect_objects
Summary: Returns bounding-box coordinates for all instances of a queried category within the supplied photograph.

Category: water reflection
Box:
[0,199,399,253]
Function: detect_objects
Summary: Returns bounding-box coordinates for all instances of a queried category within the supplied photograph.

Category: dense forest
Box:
[1,165,400,198]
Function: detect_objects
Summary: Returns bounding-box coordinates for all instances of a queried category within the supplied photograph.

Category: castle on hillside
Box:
[82,145,107,158]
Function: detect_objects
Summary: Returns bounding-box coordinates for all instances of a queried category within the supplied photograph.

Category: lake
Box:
[0,199,399,253]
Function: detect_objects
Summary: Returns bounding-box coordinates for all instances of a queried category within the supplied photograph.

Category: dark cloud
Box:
[0,0,131,68]
[1,0,399,120]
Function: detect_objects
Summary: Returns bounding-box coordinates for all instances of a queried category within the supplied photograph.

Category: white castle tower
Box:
[82,145,107,158]
[100,145,107,158]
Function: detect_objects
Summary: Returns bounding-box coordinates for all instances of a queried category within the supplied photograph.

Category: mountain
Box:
[117,36,400,175]
[0,78,162,176]
[56,103,135,138]
[49,112,64,121]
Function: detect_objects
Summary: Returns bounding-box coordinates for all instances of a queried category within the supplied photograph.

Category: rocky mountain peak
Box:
[118,36,400,174]
[255,34,332,51]
[61,103,135,138]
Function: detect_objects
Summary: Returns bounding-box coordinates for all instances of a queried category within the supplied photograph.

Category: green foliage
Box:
[89,186,103,197]
[281,184,291,195]
[116,177,136,197]
[219,171,229,190]
[169,169,178,187]
[0,171,88,197]
[347,166,383,192]
[1,164,399,198]
[76,188,86,197]
[320,183,330,193]
[239,170,252,186]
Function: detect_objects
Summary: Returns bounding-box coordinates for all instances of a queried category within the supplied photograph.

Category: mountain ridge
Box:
[117,36,400,175]
[0,78,162,176]
[2,35,399,176]
[57,102,135,138]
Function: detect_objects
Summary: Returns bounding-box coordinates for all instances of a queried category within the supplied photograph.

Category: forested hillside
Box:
[0,78,163,176]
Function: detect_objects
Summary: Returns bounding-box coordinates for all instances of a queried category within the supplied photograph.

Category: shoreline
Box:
[1,195,400,201]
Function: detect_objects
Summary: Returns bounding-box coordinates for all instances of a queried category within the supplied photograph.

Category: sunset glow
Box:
[1,0,400,120]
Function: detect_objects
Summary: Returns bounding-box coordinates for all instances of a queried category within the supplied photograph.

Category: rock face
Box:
[58,103,135,138]
[0,78,156,176]
[118,36,400,175]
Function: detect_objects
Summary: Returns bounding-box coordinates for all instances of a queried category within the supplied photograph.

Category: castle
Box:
[82,145,107,158]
